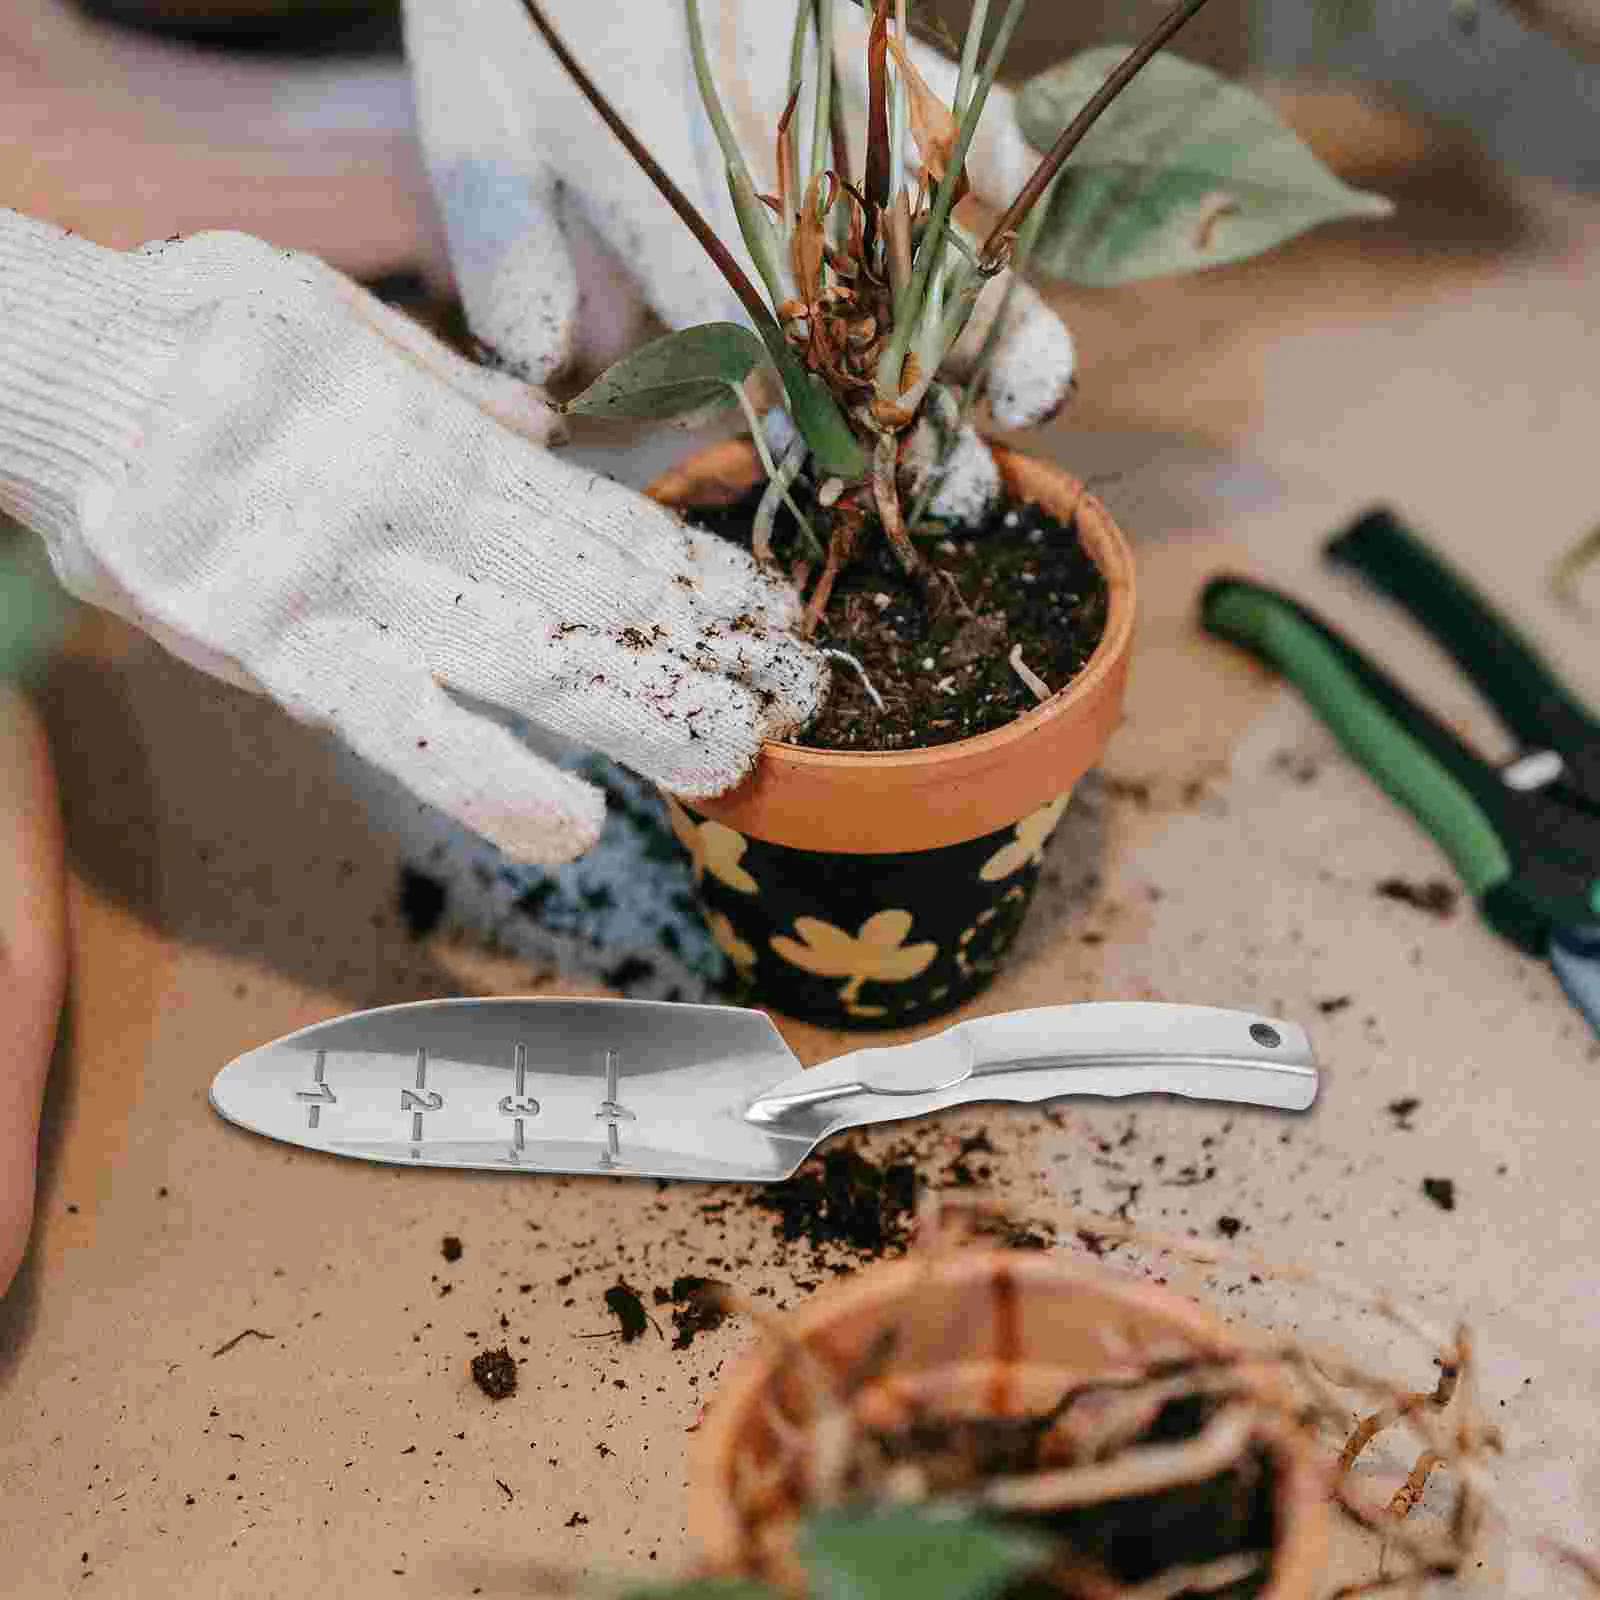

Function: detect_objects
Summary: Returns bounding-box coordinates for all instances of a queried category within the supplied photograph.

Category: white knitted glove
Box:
[0,213,826,863]
[403,0,1075,426]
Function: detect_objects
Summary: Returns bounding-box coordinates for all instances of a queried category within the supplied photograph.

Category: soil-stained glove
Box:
[0,213,826,863]
[402,0,1074,425]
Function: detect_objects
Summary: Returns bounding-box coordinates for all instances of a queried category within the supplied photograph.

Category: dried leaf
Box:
[792,173,830,306]
[885,35,970,203]
[864,0,893,223]
[776,82,802,227]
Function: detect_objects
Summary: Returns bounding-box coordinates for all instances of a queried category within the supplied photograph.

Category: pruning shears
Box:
[1201,508,1600,1039]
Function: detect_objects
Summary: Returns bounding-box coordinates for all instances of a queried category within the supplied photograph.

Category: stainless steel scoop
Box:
[209,998,1319,1183]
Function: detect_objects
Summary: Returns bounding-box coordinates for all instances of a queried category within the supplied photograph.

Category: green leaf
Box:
[763,334,870,481]
[0,523,65,680]
[563,323,768,420]
[1015,48,1394,287]
[799,1507,1052,1600]
[620,1582,776,1600]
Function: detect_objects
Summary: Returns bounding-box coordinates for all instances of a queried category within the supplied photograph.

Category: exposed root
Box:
[1120,1552,1265,1599]
[981,1404,1256,1512]
[871,431,923,579]
[801,507,860,635]
[819,646,884,711]
[1008,643,1052,703]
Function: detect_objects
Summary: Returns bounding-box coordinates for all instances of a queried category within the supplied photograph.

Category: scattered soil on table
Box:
[754,1147,920,1258]
[1317,995,1353,1016]
[688,487,1108,752]
[1422,1177,1457,1212]
[653,1275,732,1349]
[441,1234,463,1263]
[1387,1097,1421,1130]
[602,1280,654,1343]
[469,1346,518,1399]
[1377,876,1459,918]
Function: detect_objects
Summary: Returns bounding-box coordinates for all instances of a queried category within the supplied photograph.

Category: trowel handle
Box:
[742,1003,1319,1124]
[959,1003,1318,1111]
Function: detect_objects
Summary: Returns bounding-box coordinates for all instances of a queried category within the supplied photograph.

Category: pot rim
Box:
[648,440,1137,852]
[688,1249,1329,1599]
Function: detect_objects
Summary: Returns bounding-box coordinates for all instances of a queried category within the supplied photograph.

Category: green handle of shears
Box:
[1201,577,1513,897]
[1327,508,1600,756]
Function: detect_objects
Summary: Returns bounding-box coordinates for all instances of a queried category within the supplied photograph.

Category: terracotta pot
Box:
[646,440,1136,1030]
[689,1249,1329,1598]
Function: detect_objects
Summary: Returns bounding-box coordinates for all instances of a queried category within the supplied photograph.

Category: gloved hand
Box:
[403,0,1076,425]
[0,213,826,863]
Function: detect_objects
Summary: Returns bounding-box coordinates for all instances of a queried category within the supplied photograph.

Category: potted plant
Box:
[682,1241,1331,1598]
[521,0,1390,1028]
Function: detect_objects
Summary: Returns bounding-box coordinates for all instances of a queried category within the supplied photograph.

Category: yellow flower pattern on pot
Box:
[770,909,938,1017]
[664,795,758,894]
[978,792,1071,882]
[706,910,757,974]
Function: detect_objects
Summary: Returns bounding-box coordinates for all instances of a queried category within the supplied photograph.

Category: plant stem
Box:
[977,0,1220,270]
[733,386,825,561]
[889,0,909,193]
[953,0,991,119]
[786,1,809,229]
[876,0,1028,404]
[809,0,836,179]
[517,0,780,339]
[684,0,753,196]
[904,173,1061,532]
[960,168,1057,404]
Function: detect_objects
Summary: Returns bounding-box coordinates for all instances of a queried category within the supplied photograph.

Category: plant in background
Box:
[521,0,1389,638]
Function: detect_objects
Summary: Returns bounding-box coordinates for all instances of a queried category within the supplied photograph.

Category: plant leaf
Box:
[563,323,768,420]
[800,1507,1052,1600]
[620,1582,776,1600]
[1015,48,1394,286]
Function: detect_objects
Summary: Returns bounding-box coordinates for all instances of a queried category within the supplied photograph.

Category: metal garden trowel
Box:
[210,998,1319,1184]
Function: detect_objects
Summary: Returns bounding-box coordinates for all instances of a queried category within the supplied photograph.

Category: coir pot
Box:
[687,1247,1329,1597]
[646,440,1137,1031]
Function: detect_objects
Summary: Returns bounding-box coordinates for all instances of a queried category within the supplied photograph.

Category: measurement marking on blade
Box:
[294,1050,336,1128]
[499,1042,540,1117]
[596,1050,634,1123]
[400,1046,443,1140]
[598,1121,627,1170]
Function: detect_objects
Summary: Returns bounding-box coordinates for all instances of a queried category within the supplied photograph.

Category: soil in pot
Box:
[688,484,1110,753]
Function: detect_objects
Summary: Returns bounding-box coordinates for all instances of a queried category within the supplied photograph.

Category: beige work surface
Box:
[5,180,1600,1596]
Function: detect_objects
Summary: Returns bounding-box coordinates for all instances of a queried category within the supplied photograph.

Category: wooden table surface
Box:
[4,150,1599,1596]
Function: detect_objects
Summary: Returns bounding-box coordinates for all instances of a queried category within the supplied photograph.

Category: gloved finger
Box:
[939,269,1076,431]
[361,530,827,795]
[403,0,759,375]
[429,579,827,796]
[261,618,610,864]
[345,281,569,446]
[402,0,584,383]
[0,685,67,1297]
